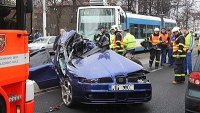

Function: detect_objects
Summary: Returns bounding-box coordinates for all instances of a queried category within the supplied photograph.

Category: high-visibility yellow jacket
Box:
[185,33,194,50]
[109,34,115,49]
[123,33,136,50]
[173,34,187,58]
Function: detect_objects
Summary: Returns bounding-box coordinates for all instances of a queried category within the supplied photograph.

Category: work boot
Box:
[172,80,180,84]
[149,64,152,68]
[155,66,158,69]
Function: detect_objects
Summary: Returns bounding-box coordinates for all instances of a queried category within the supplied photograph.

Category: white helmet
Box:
[154,28,160,32]
[172,27,180,33]
[111,25,117,30]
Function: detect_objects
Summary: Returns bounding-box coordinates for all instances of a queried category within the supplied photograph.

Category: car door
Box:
[47,36,56,52]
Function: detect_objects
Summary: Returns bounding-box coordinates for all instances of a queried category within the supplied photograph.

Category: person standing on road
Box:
[109,25,116,50]
[94,26,110,43]
[34,30,42,41]
[149,28,162,69]
[181,27,194,75]
[113,26,124,55]
[94,25,110,48]
[160,28,170,66]
[123,29,136,55]
[53,29,66,51]
[172,27,186,84]
[166,28,175,67]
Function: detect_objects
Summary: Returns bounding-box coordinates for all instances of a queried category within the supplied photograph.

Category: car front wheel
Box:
[61,79,75,107]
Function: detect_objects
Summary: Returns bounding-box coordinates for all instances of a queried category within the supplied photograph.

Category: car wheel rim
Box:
[61,80,72,105]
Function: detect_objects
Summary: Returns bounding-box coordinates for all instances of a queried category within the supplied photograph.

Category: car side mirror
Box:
[26,0,33,13]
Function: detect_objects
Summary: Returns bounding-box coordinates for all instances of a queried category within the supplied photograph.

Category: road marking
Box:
[149,67,163,72]
[34,86,60,96]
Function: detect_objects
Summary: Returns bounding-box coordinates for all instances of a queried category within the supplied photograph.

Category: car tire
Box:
[61,78,75,108]
[0,96,6,113]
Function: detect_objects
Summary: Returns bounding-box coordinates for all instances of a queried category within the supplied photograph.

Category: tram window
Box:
[130,24,138,38]
[154,25,160,29]
[147,25,154,37]
[139,24,146,39]
[165,23,170,29]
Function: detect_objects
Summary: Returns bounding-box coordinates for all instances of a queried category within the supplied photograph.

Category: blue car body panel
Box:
[71,50,143,79]
[29,49,59,90]
[29,63,59,89]
[63,50,152,104]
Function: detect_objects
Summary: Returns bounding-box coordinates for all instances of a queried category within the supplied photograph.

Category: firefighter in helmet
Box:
[171,26,186,84]
[149,28,162,69]
[112,25,124,55]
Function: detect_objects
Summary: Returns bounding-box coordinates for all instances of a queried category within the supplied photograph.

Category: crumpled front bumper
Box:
[73,83,152,104]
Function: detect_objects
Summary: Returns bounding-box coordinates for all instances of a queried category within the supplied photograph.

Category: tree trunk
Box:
[72,0,77,23]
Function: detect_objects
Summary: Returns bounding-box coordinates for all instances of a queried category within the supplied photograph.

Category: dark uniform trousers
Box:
[174,57,186,82]
[149,48,161,67]
[173,34,186,83]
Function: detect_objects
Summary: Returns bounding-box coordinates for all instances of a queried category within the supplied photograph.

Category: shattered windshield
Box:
[60,30,108,59]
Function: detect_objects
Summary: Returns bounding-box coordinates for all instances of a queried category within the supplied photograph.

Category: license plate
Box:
[111,85,134,91]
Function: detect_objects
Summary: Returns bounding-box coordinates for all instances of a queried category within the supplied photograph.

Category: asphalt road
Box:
[34,52,199,113]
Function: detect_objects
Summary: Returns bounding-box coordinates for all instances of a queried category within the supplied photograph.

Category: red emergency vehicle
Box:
[0,0,34,113]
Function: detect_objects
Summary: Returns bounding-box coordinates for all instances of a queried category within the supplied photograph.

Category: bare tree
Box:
[47,0,66,34]
[180,0,194,28]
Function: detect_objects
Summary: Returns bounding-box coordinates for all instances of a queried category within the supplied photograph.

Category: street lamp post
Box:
[42,0,47,37]
[160,14,165,29]
[135,0,138,14]
[128,0,131,11]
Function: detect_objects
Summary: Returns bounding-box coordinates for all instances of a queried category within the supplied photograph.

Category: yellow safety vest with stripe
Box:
[113,32,124,52]
[123,33,136,50]
[150,34,162,50]
[185,33,193,50]
[150,34,161,46]
[109,34,115,49]
[173,35,187,58]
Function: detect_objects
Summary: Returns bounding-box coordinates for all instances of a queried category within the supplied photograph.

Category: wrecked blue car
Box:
[54,30,152,107]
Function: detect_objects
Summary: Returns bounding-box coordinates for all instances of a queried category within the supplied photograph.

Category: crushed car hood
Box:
[70,50,143,79]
